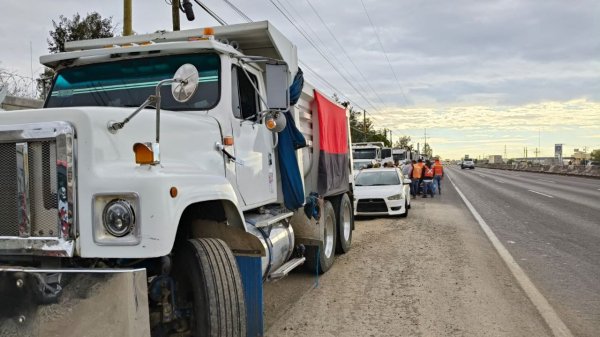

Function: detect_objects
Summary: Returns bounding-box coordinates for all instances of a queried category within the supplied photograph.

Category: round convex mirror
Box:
[171,63,199,103]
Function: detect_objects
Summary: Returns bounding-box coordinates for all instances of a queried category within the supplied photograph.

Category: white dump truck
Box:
[0,21,354,337]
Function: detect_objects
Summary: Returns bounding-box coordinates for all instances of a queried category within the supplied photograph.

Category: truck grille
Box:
[0,140,61,237]
[0,122,75,243]
[356,198,388,213]
[0,143,19,235]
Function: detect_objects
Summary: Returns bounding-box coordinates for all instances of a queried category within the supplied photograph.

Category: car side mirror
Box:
[403,178,412,185]
[265,63,289,110]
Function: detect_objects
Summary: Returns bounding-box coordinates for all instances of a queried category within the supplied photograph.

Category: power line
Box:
[280,0,384,111]
[210,1,386,130]
[266,0,384,119]
[359,0,409,106]
[220,0,252,22]
[304,0,388,108]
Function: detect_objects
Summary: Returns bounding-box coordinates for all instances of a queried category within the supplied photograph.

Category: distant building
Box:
[488,155,503,164]
[572,149,591,165]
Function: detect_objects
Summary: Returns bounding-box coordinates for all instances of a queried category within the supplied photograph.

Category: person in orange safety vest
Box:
[411,159,424,197]
[433,158,444,195]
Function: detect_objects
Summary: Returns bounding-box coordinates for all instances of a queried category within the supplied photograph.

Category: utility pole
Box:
[124,0,133,36]
[172,0,181,31]
[504,144,507,159]
[389,129,392,146]
[363,110,366,141]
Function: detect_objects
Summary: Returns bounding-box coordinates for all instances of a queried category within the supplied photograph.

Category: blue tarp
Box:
[278,69,306,210]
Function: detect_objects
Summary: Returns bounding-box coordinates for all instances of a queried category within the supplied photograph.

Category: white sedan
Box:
[353,168,411,217]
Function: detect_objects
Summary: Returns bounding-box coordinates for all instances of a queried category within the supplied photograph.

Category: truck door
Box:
[230,65,277,207]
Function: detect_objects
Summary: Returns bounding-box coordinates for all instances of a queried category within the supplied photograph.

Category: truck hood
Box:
[0,106,224,175]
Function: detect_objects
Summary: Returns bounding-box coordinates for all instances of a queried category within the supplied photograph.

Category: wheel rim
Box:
[324,212,335,258]
[342,201,351,242]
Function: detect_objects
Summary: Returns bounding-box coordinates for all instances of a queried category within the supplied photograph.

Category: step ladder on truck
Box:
[0,21,354,337]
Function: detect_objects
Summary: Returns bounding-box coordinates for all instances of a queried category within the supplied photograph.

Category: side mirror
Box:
[265,63,289,110]
[403,178,412,185]
[171,63,199,103]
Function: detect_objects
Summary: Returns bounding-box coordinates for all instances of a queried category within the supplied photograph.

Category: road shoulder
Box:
[264,182,552,337]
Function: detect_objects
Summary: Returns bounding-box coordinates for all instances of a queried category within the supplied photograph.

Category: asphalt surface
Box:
[446,166,600,337]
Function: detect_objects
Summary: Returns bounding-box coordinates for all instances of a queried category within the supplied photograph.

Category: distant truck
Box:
[352,142,383,162]
[0,21,354,337]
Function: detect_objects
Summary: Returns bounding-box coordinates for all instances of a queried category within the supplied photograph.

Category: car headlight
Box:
[102,199,135,237]
[388,193,403,200]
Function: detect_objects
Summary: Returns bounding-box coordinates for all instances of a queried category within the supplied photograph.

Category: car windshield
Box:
[353,148,377,159]
[46,53,220,111]
[353,161,369,170]
[355,171,400,186]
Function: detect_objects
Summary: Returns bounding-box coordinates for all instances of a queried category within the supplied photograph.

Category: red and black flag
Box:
[314,90,349,197]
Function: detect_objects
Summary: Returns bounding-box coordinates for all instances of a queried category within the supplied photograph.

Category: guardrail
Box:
[476,163,600,178]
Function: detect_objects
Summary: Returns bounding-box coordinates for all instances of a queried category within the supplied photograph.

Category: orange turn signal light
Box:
[223,136,234,146]
[133,143,154,165]
[170,187,178,198]
[266,118,277,130]
[203,27,215,36]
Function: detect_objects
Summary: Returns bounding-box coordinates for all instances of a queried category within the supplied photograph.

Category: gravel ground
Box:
[264,189,553,337]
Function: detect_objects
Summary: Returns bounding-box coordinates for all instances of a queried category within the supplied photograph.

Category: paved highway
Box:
[446,166,600,337]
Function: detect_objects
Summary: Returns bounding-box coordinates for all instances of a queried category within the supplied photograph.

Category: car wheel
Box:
[400,199,408,218]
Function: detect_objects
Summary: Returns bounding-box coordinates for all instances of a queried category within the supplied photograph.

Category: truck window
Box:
[45,53,220,111]
[232,65,259,120]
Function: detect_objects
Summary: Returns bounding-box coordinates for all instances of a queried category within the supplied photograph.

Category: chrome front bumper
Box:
[0,267,149,337]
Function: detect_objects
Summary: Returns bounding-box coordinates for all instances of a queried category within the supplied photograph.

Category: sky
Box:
[1,0,599,159]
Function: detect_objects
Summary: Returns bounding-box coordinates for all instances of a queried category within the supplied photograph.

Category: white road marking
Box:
[528,190,554,198]
[538,179,556,183]
[447,175,573,337]
[495,179,506,183]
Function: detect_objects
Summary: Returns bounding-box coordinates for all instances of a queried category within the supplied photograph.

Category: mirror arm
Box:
[108,96,157,133]
[238,60,271,116]
[154,78,177,143]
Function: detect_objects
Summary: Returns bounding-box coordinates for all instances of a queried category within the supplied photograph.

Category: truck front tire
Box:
[174,238,247,337]
[305,201,337,274]
[332,193,353,254]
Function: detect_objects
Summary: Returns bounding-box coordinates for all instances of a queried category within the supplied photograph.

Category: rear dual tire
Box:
[306,200,337,274]
[332,193,353,254]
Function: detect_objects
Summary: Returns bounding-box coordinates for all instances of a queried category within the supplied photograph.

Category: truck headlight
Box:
[93,193,140,245]
[388,193,403,200]
[103,199,135,237]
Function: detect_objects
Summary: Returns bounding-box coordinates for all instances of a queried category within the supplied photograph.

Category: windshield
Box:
[353,148,377,160]
[381,148,392,158]
[355,171,400,186]
[353,161,371,170]
[46,53,220,111]
[393,153,406,161]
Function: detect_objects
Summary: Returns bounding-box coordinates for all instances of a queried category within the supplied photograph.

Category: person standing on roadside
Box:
[422,160,435,198]
[433,158,444,194]
[411,159,423,197]
[402,160,414,195]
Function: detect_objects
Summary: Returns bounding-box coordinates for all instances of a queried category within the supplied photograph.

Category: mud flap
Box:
[0,268,150,337]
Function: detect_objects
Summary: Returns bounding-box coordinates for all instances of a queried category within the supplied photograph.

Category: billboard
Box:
[554,144,562,159]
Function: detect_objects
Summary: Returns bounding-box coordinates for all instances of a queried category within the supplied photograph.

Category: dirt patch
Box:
[264,191,552,336]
